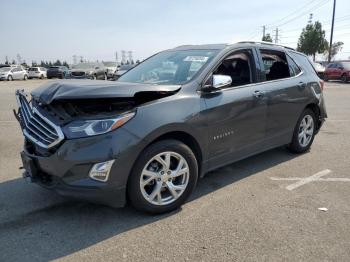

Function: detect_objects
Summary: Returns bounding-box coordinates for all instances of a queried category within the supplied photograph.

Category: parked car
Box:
[313,62,325,79]
[15,42,326,214]
[47,66,69,79]
[28,67,47,79]
[0,66,28,81]
[113,64,134,80]
[324,62,350,82]
[70,62,106,80]
[103,61,118,79]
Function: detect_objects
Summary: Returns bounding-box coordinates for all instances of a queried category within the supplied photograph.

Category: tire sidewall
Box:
[341,74,347,83]
[128,139,198,214]
[289,109,316,153]
[8,75,13,81]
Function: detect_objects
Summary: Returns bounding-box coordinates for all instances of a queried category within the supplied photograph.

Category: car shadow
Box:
[0,147,299,261]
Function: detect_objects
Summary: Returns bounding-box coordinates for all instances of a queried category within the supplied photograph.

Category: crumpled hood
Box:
[31,80,181,105]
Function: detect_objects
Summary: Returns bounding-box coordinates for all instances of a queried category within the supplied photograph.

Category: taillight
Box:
[319,79,324,91]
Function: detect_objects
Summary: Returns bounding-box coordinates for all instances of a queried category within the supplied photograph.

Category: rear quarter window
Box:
[288,51,317,76]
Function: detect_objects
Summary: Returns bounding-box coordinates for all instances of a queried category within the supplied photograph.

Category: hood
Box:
[31,80,181,105]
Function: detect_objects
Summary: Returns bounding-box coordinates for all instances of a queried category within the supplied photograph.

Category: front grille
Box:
[16,91,64,148]
[71,71,85,77]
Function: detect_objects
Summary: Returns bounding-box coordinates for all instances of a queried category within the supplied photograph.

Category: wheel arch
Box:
[304,103,321,131]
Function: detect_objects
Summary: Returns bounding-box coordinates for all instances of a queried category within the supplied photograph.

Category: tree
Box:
[297,21,328,61]
[324,41,343,61]
[54,59,62,66]
[63,61,70,68]
[262,33,273,42]
[11,60,16,65]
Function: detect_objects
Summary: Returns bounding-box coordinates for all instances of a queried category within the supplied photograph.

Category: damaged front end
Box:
[15,82,180,155]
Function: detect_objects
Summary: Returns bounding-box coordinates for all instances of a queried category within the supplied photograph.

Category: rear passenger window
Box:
[259,49,291,81]
[286,55,301,76]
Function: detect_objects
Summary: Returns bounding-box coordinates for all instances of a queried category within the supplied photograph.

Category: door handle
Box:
[253,90,264,98]
[297,82,306,89]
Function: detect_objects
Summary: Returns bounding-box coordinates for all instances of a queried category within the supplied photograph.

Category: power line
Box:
[265,0,320,28]
[271,0,330,28]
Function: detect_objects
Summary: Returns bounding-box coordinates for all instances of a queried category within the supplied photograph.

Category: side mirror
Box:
[213,75,232,88]
[202,74,232,92]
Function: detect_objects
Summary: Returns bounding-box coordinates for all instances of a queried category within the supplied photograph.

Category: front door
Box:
[202,49,268,170]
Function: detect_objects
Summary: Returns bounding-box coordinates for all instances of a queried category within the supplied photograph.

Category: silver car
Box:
[28,67,47,79]
[0,66,28,81]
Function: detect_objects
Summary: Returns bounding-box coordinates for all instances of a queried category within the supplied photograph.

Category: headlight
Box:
[63,112,135,138]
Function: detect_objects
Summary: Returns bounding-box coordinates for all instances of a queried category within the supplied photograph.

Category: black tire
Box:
[323,74,329,82]
[128,139,198,214]
[341,74,348,83]
[288,109,316,154]
[40,74,44,79]
[7,75,13,81]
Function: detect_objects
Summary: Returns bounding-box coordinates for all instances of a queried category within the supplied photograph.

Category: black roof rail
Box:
[236,41,295,50]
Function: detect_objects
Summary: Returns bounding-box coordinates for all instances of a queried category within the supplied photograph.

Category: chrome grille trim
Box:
[15,90,64,148]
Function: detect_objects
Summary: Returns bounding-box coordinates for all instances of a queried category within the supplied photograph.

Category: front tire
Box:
[128,140,198,214]
[23,75,28,80]
[341,74,348,83]
[288,109,316,154]
[7,75,13,81]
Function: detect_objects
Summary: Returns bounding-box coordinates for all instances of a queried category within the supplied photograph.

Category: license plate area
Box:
[20,151,38,179]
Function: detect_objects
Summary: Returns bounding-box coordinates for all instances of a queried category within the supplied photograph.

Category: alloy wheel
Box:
[298,115,314,147]
[140,151,189,206]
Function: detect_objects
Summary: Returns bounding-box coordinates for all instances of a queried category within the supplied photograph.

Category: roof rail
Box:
[236,41,295,50]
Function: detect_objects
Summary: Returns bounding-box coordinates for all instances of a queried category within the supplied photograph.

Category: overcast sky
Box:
[0,0,349,64]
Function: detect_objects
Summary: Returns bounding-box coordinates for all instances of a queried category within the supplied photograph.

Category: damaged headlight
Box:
[63,112,135,139]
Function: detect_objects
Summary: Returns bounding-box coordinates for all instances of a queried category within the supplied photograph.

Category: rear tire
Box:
[288,109,316,154]
[23,75,28,80]
[128,140,198,214]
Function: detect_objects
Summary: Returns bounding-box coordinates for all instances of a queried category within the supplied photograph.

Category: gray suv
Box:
[15,42,327,214]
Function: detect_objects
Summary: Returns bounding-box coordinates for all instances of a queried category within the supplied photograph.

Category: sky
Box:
[0,0,349,64]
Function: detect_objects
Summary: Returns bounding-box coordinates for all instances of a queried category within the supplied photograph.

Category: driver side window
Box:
[213,50,253,88]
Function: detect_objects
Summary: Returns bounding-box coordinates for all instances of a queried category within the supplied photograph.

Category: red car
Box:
[324,62,350,83]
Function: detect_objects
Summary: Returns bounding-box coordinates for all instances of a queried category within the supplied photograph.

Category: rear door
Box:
[255,48,308,147]
[203,48,268,169]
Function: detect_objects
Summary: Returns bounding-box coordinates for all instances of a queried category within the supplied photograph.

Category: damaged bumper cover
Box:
[19,125,147,207]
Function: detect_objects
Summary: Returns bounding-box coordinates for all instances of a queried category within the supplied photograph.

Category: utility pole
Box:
[115,51,118,64]
[274,28,279,43]
[328,0,336,63]
[262,25,266,39]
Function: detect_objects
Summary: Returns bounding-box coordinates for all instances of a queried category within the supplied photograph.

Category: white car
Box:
[28,67,47,79]
[0,66,28,81]
[102,61,117,79]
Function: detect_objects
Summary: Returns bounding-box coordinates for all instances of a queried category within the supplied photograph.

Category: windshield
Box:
[71,63,95,70]
[118,49,219,85]
[0,67,11,72]
[342,62,350,70]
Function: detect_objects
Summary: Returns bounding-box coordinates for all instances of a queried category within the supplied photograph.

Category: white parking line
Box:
[270,169,350,191]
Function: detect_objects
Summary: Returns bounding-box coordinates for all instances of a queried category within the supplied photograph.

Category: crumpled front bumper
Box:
[20,127,146,208]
